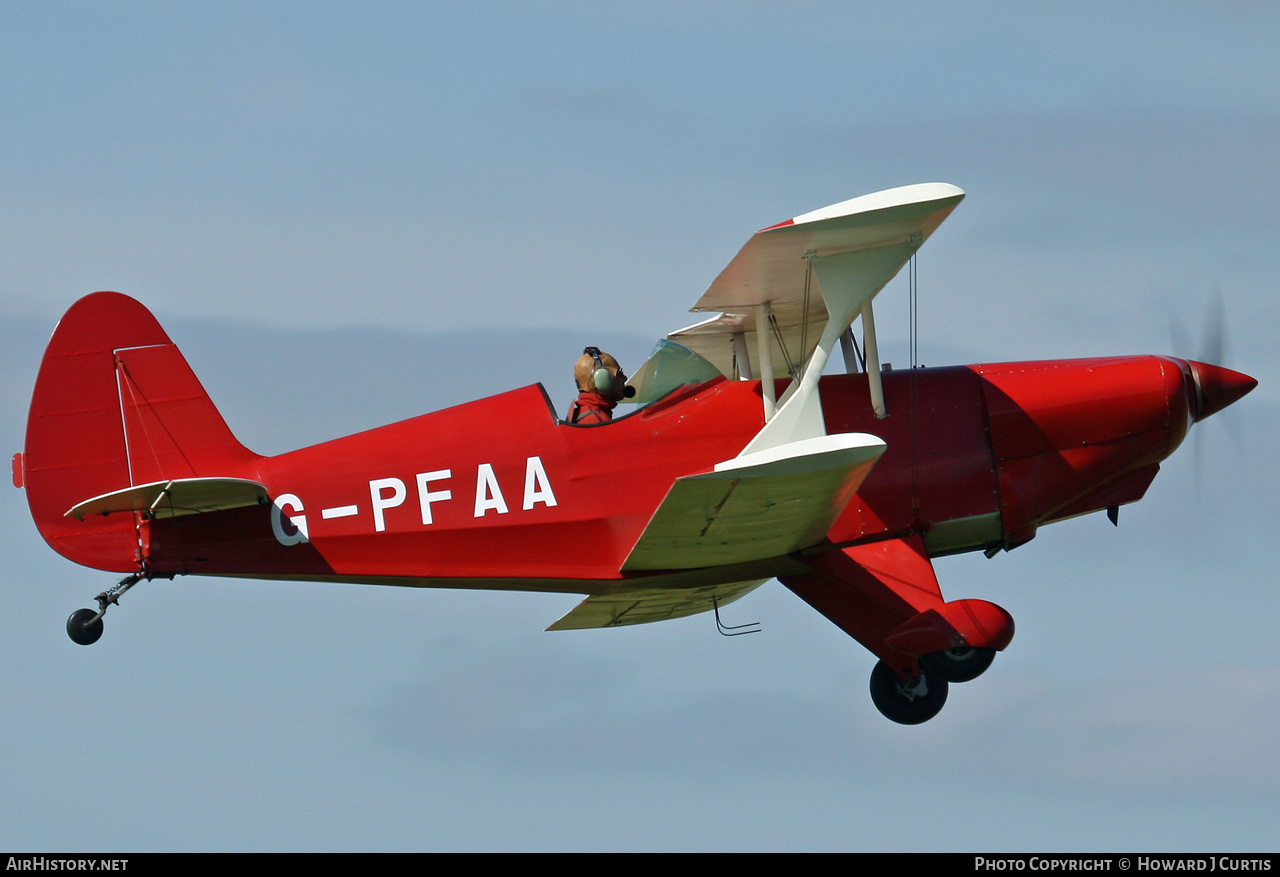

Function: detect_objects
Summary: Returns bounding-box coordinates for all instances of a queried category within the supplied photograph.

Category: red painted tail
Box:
[19,292,258,572]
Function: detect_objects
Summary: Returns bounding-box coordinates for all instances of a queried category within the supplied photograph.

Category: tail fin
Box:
[20,292,257,571]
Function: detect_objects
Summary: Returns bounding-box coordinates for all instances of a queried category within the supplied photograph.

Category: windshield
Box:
[624,339,725,405]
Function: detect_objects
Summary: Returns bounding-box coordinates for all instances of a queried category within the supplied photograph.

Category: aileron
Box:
[547,579,767,630]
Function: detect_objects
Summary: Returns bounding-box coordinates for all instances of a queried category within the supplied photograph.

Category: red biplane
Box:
[13,183,1256,723]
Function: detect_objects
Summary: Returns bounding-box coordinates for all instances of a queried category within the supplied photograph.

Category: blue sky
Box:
[2,2,1278,851]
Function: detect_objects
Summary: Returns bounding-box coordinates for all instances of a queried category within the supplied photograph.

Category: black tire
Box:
[66,608,103,646]
[869,660,948,724]
[920,646,996,683]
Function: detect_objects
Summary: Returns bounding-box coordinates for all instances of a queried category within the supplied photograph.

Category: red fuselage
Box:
[129,355,1216,593]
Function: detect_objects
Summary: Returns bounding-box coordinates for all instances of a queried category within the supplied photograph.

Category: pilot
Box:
[567,346,633,425]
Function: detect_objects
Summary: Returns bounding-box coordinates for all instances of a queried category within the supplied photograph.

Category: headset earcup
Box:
[592,367,614,395]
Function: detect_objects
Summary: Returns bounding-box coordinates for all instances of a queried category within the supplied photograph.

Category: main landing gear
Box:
[920,645,996,683]
[868,647,997,724]
[65,571,149,646]
[869,661,948,725]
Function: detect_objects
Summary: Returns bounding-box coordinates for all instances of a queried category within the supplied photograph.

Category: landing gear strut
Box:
[869,660,948,724]
[65,571,147,646]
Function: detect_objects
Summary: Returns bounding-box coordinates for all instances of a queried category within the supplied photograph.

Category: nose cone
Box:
[1188,361,1258,422]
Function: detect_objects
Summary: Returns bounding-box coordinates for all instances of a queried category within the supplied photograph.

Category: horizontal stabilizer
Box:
[621,433,885,571]
[67,477,268,521]
[547,579,766,630]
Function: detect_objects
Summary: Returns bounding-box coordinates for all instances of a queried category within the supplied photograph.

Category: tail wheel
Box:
[66,609,104,646]
[920,646,996,683]
[869,660,948,724]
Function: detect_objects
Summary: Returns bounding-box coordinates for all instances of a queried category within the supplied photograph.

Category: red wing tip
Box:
[757,218,795,233]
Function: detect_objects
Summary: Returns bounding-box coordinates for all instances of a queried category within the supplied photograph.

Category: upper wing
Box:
[671,183,964,377]
[621,433,885,571]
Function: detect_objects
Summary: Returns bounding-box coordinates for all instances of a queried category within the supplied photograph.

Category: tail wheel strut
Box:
[65,570,148,646]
